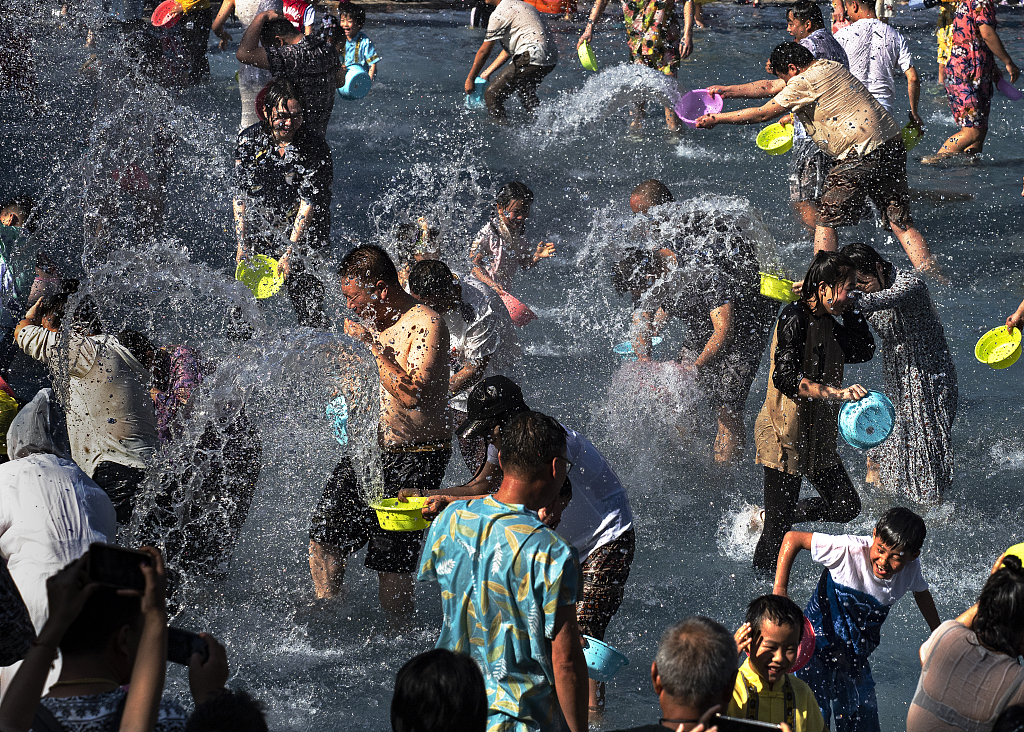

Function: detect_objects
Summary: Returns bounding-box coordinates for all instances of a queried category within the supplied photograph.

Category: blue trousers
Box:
[797,651,880,732]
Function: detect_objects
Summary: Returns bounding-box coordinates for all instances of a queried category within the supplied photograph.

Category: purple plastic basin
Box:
[675,89,724,128]
[997,78,1022,101]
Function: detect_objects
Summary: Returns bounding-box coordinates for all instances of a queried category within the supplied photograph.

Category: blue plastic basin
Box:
[465,77,488,110]
[582,635,629,683]
[613,336,663,361]
[338,67,372,101]
[838,391,895,450]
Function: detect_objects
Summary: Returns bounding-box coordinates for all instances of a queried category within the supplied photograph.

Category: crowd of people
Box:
[1,0,1023,730]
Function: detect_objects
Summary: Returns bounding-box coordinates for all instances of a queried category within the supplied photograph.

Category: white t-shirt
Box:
[834,18,913,114]
[484,0,558,67]
[487,424,633,561]
[811,533,929,606]
[17,327,158,477]
[447,280,521,413]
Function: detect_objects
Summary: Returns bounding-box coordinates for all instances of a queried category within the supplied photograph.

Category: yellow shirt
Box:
[727,658,825,732]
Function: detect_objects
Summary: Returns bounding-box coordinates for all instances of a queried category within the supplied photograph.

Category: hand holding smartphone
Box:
[167,627,210,666]
[87,543,150,592]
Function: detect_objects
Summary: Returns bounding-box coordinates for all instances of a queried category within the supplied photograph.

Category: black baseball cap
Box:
[456,376,530,441]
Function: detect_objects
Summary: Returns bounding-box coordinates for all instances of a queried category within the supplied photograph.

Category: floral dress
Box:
[622,0,681,75]
[855,269,958,503]
[944,0,997,128]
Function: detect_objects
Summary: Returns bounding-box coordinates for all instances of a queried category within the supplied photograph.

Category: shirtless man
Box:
[308,244,451,616]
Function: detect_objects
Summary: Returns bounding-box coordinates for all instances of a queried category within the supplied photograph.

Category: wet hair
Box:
[337,3,366,26]
[799,250,856,303]
[788,1,825,29]
[339,244,401,287]
[407,260,456,302]
[993,704,1024,732]
[70,295,104,335]
[769,42,815,75]
[186,690,269,732]
[260,17,300,47]
[630,179,674,212]
[59,585,142,657]
[612,247,665,305]
[391,649,487,732]
[495,181,533,209]
[840,242,894,288]
[261,78,304,131]
[117,330,172,390]
[973,554,1024,658]
[874,507,926,555]
[1,195,35,231]
[746,594,804,641]
[499,411,567,478]
[654,617,738,710]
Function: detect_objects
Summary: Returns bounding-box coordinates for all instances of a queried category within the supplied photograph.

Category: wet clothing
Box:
[40,689,186,732]
[16,327,158,479]
[835,18,914,114]
[283,0,315,29]
[577,527,635,640]
[855,269,957,502]
[623,0,681,75]
[728,658,825,732]
[484,0,557,67]
[753,303,874,571]
[235,0,282,129]
[310,443,451,574]
[470,216,535,292]
[944,0,997,128]
[797,533,929,732]
[0,561,33,668]
[800,28,849,68]
[817,136,913,230]
[789,139,833,203]
[773,60,901,161]
[152,346,203,442]
[92,463,148,525]
[485,53,555,119]
[341,31,381,71]
[908,620,1024,732]
[418,496,580,732]
[264,29,340,138]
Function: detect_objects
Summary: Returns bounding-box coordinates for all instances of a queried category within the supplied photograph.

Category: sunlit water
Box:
[3,2,1024,729]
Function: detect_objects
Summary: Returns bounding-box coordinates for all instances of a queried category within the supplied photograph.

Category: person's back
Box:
[486,0,557,67]
[800,28,848,67]
[834,17,912,113]
[263,20,338,137]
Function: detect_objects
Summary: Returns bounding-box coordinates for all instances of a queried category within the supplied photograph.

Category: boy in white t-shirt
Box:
[772,507,942,732]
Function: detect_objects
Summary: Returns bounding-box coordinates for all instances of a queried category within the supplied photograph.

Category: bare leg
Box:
[630,101,645,132]
[865,456,880,484]
[926,125,986,160]
[814,225,838,253]
[309,540,346,600]
[938,63,946,85]
[713,408,746,463]
[889,221,942,277]
[664,105,681,132]
[791,201,818,236]
[379,572,415,616]
[588,680,605,721]
[693,2,706,27]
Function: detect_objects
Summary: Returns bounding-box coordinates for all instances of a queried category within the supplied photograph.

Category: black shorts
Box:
[309,444,452,574]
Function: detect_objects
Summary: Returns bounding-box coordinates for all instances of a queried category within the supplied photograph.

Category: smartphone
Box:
[87,543,149,592]
[167,627,210,666]
[713,716,783,732]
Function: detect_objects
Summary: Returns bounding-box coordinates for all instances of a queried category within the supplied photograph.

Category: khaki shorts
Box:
[818,136,913,230]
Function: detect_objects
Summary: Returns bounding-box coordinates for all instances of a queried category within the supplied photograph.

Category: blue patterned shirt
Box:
[342,32,381,71]
[418,496,581,732]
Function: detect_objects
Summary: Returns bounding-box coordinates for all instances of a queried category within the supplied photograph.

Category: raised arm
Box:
[119,547,168,732]
[773,530,813,597]
[855,270,928,314]
[706,78,786,99]
[236,10,272,69]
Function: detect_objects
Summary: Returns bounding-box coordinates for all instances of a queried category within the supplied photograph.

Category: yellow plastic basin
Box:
[235,254,285,300]
[756,123,794,155]
[760,272,799,303]
[901,122,923,151]
[578,41,598,72]
[371,497,430,532]
[975,326,1022,369]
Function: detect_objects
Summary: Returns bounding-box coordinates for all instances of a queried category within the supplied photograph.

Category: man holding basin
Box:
[697,43,941,278]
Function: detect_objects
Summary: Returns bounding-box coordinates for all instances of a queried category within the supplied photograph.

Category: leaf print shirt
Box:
[419,496,581,732]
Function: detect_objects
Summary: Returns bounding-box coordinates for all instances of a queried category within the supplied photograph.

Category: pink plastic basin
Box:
[675,89,724,129]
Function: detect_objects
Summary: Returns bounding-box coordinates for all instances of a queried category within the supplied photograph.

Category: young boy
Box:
[730,594,824,732]
[773,507,942,732]
[337,5,380,81]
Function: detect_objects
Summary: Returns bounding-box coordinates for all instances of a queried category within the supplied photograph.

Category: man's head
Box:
[260,16,302,48]
[612,247,668,305]
[456,376,530,442]
[744,595,804,686]
[495,182,534,234]
[870,507,926,580]
[839,0,876,20]
[652,617,738,716]
[337,4,366,38]
[497,411,568,510]
[629,179,674,214]
[59,585,144,684]
[391,649,488,732]
[800,250,858,317]
[768,42,815,81]
[186,690,269,732]
[787,1,825,41]
[408,260,462,314]
[338,244,403,321]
